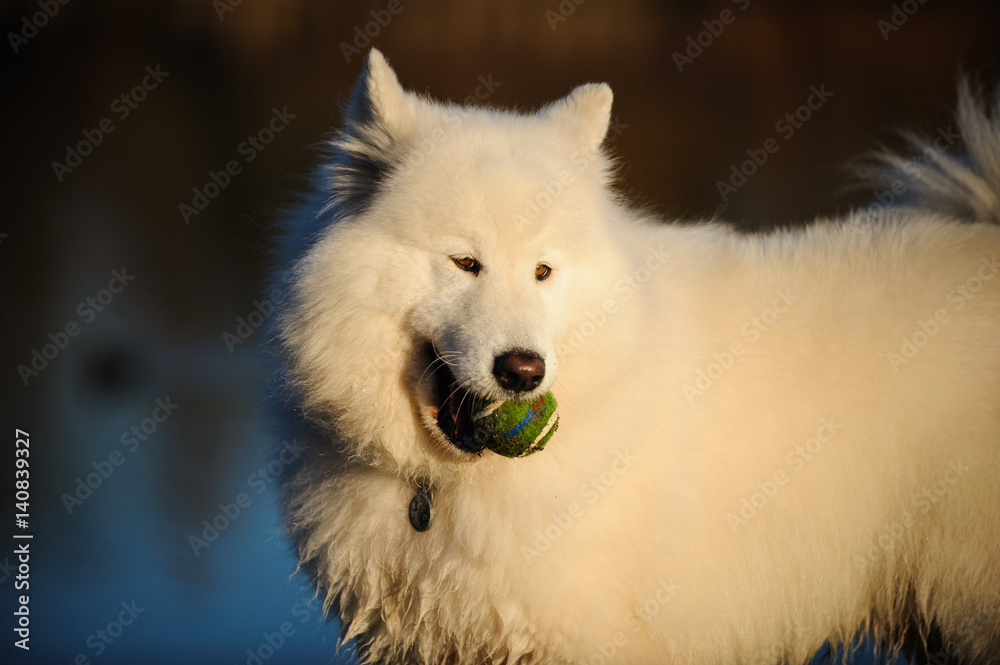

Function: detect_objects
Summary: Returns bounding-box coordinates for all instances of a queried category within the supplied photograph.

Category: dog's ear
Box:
[346,49,416,137]
[319,49,418,221]
[541,83,614,153]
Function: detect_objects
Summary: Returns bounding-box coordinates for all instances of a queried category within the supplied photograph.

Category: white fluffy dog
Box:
[271,50,1000,665]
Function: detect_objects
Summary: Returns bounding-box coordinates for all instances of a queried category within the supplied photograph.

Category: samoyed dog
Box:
[271,49,1000,665]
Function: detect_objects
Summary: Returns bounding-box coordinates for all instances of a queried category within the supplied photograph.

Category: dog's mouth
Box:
[431,351,486,454]
[412,343,491,456]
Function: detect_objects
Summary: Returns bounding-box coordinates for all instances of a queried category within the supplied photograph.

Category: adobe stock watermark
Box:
[339,0,414,63]
[877,0,930,41]
[387,71,504,182]
[358,335,411,380]
[930,595,1000,665]
[671,0,751,73]
[852,458,969,571]
[460,74,503,106]
[585,578,683,665]
[726,417,844,533]
[747,630,809,665]
[556,243,668,358]
[847,125,960,232]
[61,397,179,515]
[72,600,145,660]
[682,287,799,404]
[51,65,170,183]
[224,288,284,353]
[716,84,834,202]
[0,555,16,585]
[887,254,999,372]
[188,438,303,557]
[179,106,296,224]
[545,0,587,30]
[521,448,637,562]
[214,0,243,21]
[16,268,136,386]
[513,115,628,234]
[7,0,72,54]
[237,594,323,665]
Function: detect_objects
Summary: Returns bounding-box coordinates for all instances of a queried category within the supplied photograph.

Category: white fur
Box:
[273,51,1000,664]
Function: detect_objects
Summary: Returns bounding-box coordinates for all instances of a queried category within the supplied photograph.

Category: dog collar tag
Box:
[409,483,432,532]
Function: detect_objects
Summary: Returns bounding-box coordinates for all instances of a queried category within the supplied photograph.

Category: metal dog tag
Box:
[409,483,432,532]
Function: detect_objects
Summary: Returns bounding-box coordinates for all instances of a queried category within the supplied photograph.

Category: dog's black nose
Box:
[493,351,545,393]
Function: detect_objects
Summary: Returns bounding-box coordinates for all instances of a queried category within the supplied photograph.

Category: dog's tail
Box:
[862,80,1000,224]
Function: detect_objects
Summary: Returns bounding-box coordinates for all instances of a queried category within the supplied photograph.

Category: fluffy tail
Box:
[863,80,1000,223]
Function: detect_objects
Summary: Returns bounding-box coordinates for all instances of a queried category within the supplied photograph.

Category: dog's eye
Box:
[452,256,481,276]
[535,264,552,281]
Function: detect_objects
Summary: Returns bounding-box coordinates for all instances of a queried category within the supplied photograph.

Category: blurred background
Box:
[2,1,998,663]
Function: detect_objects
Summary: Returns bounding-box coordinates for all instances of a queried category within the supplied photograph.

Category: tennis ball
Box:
[471,392,559,458]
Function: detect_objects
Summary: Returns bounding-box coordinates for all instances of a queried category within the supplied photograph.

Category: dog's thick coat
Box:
[273,51,1000,664]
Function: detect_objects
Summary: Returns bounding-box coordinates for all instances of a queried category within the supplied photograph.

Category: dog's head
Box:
[277,50,623,474]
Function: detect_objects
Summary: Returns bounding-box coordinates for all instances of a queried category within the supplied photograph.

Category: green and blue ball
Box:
[471,392,559,458]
